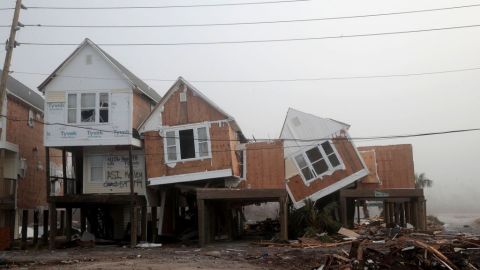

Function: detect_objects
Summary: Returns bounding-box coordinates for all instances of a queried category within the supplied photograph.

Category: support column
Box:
[356,200,361,224]
[59,210,65,235]
[400,202,406,227]
[128,146,137,247]
[384,201,390,224]
[405,202,411,225]
[62,148,67,195]
[151,206,157,243]
[49,203,57,250]
[141,205,147,242]
[21,209,28,250]
[197,198,206,247]
[42,209,49,245]
[279,196,288,241]
[411,200,418,229]
[80,208,87,233]
[66,208,72,242]
[33,210,39,246]
[340,195,347,227]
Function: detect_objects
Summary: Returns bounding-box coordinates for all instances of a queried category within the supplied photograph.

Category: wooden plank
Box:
[49,203,56,250]
[33,210,39,246]
[66,208,72,241]
[197,188,286,200]
[141,205,147,242]
[279,196,288,241]
[340,188,424,198]
[42,209,48,245]
[151,206,157,243]
[197,198,205,247]
[21,209,28,249]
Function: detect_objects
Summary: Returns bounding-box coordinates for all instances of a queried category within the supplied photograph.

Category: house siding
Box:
[239,140,285,189]
[144,123,234,178]
[132,91,153,129]
[357,144,415,189]
[286,134,365,203]
[5,95,47,209]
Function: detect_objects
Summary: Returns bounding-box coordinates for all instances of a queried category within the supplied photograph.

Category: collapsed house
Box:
[140,78,289,246]
[280,108,369,209]
[0,72,57,250]
[39,38,161,247]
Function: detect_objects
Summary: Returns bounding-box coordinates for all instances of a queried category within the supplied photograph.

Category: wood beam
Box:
[197,198,205,247]
[151,206,157,243]
[21,209,28,250]
[49,203,56,250]
[33,210,39,246]
[66,208,72,242]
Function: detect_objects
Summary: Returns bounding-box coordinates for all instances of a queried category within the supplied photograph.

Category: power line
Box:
[4,114,480,143]
[24,0,310,10]
[13,3,480,29]
[11,23,480,47]
[10,66,480,84]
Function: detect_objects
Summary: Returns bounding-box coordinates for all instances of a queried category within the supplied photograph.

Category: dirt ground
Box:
[1,241,336,270]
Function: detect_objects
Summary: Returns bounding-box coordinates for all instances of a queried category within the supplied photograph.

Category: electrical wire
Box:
[11,23,480,47]
[13,3,480,29]
[4,114,480,143]
[10,66,480,84]
[24,0,311,10]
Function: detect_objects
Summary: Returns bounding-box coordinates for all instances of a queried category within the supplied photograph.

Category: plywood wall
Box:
[240,140,285,189]
[357,144,415,189]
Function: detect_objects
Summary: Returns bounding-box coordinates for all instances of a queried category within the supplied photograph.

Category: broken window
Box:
[294,141,342,182]
[99,93,109,123]
[81,93,96,123]
[90,155,104,182]
[179,129,195,159]
[67,94,77,123]
[164,125,211,163]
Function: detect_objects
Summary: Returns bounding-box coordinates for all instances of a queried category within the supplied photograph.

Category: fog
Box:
[1,0,479,214]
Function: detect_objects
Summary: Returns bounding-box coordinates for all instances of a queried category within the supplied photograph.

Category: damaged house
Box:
[339,144,427,229]
[40,38,161,248]
[280,108,369,209]
[140,78,289,246]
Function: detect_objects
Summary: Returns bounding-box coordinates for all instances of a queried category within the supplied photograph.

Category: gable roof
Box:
[139,76,246,141]
[1,70,44,112]
[37,38,161,103]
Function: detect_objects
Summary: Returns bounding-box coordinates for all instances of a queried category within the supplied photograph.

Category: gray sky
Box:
[1,0,479,214]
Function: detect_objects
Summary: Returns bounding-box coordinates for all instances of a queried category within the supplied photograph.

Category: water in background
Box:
[434,213,480,234]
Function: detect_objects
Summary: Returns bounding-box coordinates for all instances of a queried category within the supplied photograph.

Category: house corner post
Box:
[128,145,137,247]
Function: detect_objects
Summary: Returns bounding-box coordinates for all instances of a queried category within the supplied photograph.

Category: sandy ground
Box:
[1,241,334,270]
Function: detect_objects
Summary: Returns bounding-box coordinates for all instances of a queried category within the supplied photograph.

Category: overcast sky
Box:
[1,0,479,214]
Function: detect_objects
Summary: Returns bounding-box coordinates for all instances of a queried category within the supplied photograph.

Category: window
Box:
[236,149,246,179]
[164,126,211,162]
[81,93,95,122]
[67,94,77,123]
[67,92,109,124]
[90,156,104,182]
[294,141,342,182]
[99,93,109,123]
[28,110,34,127]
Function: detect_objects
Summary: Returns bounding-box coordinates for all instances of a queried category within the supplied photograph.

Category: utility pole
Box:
[0,0,23,249]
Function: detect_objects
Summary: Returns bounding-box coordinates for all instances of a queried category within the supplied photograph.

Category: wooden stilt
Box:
[384,201,390,224]
[33,210,39,246]
[66,208,72,242]
[151,206,157,243]
[400,202,406,227]
[21,209,28,250]
[42,209,49,245]
[141,205,147,242]
[340,196,347,227]
[59,210,65,235]
[80,208,86,233]
[197,198,206,247]
[279,196,288,241]
[128,146,137,248]
[49,203,57,250]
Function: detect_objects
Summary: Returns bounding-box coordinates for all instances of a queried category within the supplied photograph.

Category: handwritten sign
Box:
[103,153,145,191]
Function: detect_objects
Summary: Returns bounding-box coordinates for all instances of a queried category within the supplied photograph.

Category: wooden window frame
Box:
[163,124,212,164]
[293,140,345,185]
[65,92,111,125]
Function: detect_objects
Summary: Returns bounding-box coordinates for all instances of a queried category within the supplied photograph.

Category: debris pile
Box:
[254,218,480,269]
